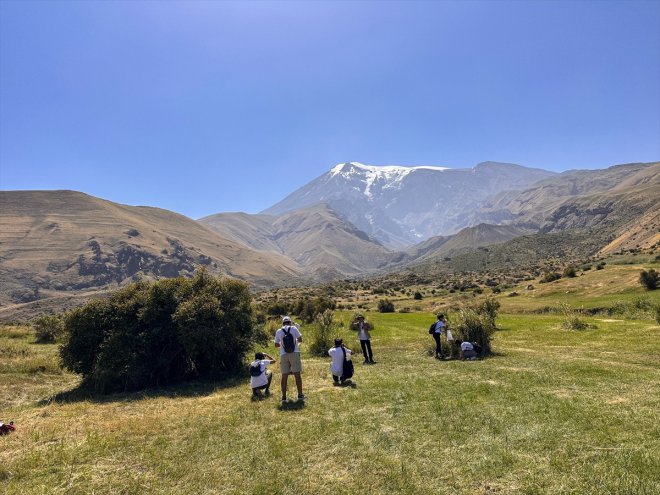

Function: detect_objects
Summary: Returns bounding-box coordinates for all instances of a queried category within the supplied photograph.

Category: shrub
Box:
[451,308,496,356]
[32,314,65,343]
[540,272,561,283]
[563,266,577,278]
[413,291,423,300]
[608,296,657,320]
[264,301,290,316]
[294,296,336,323]
[559,303,591,331]
[475,298,500,326]
[60,271,259,393]
[639,269,659,290]
[377,299,395,313]
[308,309,336,357]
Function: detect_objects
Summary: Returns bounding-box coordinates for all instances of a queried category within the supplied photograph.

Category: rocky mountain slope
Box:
[0,191,300,306]
[262,161,555,248]
[409,224,532,261]
[200,203,406,279]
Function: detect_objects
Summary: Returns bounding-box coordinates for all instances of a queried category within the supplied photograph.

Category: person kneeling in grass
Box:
[456,340,478,360]
[249,352,276,400]
[328,338,353,385]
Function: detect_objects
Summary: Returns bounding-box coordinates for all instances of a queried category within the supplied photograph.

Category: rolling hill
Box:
[0,190,301,306]
[200,203,406,278]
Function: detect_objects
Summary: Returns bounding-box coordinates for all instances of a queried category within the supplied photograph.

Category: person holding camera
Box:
[351,314,375,364]
[328,338,353,384]
[274,316,304,403]
[249,352,276,400]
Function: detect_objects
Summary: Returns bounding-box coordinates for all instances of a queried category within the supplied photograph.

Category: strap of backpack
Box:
[341,346,347,361]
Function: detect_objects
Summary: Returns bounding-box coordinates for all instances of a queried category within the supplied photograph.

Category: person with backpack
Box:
[328,338,353,385]
[274,316,304,403]
[350,314,374,364]
[429,314,449,359]
[249,352,276,400]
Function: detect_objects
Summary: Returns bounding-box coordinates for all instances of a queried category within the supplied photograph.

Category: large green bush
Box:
[60,271,259,393]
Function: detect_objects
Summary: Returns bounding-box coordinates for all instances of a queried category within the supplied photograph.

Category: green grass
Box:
[1,310,659,494]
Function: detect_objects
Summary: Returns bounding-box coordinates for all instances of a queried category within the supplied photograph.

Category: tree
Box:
[60,271,258,393]
[639,269,658,290]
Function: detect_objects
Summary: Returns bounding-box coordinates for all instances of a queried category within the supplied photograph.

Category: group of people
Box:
[430,313,479,360]
[249,313,481,401]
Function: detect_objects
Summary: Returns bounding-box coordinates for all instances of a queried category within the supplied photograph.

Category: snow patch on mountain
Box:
[330,162,451,198]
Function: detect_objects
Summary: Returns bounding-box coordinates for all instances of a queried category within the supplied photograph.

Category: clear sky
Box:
[1,0,658,218]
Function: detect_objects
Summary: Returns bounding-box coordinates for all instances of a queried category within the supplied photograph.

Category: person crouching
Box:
[456,340,478,360]
[328,338,353,384]
[249,352,275,399]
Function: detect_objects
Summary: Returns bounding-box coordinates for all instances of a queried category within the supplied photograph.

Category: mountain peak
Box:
[329,162,451,177]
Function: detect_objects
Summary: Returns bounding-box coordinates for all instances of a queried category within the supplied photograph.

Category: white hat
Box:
[282,316,292,324]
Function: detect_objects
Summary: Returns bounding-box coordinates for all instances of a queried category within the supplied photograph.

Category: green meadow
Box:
[1,273,659,494]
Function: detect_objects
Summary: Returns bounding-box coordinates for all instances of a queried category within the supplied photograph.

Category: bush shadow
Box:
[38,374,247,406]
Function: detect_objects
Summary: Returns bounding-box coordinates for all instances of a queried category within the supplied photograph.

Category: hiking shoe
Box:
[264,390,271,397]
[281,397,287,404]
[297,394,306,401]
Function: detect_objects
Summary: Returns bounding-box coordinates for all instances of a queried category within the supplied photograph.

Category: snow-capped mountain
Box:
[262,161,555,248]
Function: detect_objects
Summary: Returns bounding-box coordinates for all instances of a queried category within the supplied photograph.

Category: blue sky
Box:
[1,0,658,218]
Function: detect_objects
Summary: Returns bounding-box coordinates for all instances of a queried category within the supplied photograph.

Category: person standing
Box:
[274,316,305,403]
[249,352,276,400]
[430,314,447,359]
[328,338,353,384]
[351,314,374,364]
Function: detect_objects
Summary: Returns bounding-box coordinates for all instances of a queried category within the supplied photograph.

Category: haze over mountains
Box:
[1,160,658,313]
[263,161,555,248]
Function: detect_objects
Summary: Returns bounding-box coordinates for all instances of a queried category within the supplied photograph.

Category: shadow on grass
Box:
[333,381,357,389]
[278,400,306,411]
[38,374,247,406]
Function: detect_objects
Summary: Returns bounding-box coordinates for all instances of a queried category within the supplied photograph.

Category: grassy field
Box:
[1,287,659,495]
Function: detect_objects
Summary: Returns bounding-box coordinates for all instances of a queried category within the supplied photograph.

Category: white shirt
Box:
[274,325,302,356]
[461,342,474,352]
[434,321,446,334]
[328,346,352,375]
[249,360,271,388]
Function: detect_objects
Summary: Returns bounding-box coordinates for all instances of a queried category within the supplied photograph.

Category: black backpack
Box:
[282,327,296,353]
[341,347,354,379]
[428,322,436,334]
[472,342,483,354]
[249,361,263,377]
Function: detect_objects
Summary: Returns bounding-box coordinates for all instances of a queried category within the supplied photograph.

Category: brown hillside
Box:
[0,190,300,306]
[201,203,404,278]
